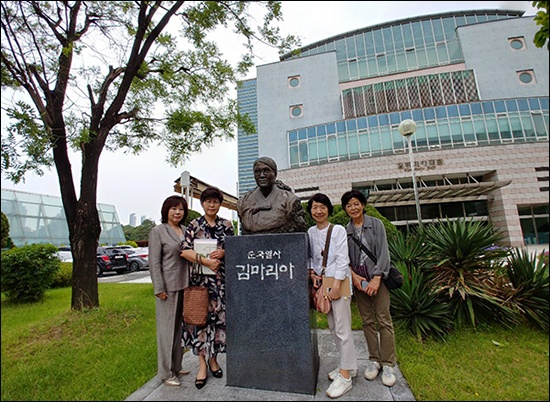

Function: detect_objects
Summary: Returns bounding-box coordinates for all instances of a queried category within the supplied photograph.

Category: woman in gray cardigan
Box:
[148,195,190,386]
[341,189,398,388]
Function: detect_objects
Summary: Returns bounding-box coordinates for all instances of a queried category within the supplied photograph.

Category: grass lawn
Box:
[2,284,549,401]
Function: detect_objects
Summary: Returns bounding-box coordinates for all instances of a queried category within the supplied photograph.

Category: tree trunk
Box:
[70,200,101,309]
[53,125,103,310]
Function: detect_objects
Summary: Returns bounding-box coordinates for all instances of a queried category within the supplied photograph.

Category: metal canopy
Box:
[366,180,511,207]
[173,175,238,211]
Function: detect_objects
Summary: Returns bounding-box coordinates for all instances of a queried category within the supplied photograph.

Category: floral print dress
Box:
[181,215,234,358]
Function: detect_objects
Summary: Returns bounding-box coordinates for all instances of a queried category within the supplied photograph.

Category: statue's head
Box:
[253,156,277,190]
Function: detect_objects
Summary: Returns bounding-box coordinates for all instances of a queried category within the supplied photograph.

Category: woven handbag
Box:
[183,263,209,326]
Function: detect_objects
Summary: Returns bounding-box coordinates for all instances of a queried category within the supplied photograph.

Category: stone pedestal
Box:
[225,233,319,395]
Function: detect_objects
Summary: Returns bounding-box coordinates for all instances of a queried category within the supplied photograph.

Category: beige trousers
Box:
[155,289,184,380]
[354,281,397,366]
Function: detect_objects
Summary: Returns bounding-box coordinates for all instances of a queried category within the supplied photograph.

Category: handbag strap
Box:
[348,232,378,264]
[321,224,334,273]
[190,262,202,283]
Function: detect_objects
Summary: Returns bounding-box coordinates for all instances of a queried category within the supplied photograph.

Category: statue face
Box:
[253,162,276,189]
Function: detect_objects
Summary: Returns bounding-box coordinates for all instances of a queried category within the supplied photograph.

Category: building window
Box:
[517,70,535,85]
[508,36,526,50]
[290,105,303,118]
[288,76,301,88]
[518,204,549,245]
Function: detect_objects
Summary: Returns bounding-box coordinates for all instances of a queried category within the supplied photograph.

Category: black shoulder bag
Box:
[348,232,404,290]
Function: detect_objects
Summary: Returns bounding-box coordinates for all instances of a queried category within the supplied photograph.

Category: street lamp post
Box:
[398,119,422,226]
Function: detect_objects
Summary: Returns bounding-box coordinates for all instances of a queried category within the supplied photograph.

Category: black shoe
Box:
[208,362,223,378]
[195,376,207,389]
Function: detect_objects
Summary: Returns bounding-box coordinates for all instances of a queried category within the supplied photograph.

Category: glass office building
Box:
[1,189,126,247]
[237,9,549,248]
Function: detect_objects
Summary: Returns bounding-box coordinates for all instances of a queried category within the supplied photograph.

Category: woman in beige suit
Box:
[148,195,190,386]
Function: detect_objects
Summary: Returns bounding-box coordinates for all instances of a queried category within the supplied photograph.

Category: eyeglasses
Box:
[254,168,273,175]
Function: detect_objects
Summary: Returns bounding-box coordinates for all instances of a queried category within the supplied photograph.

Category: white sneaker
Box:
[163,376,180,386]
[381,365,396,387]
[328,367,358,381]
[326,373,352,399]
[364,360,381,380]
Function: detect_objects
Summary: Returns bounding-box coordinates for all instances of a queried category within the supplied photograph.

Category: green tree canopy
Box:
[1,1,299,309]
[123,219,157,243]
[532,1,549,50]
[1,211,10,248]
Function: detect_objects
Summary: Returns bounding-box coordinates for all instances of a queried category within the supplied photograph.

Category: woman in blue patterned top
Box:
[180,186,234,389]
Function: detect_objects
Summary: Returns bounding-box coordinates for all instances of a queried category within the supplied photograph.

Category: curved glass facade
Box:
[289,97,549,167]
[1,189,126,247]
[286,10,521,82]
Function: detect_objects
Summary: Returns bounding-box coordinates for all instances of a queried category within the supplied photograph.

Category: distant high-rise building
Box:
[129,213,136,226]
[140,215,147,225]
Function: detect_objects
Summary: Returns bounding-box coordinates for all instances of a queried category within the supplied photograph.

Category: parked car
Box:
[107,245,135,251]
[97,246,129,276]
[56,246,128,277]
[124,248,149,272]
[56,246,73,262]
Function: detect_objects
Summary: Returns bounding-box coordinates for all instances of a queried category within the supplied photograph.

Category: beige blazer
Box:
[148,223,189,295]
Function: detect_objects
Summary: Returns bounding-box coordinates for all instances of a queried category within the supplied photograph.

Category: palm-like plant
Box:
[501,248,549,332]
[422,218,517,328]
[388,228,427,275]
[390,261,453,341]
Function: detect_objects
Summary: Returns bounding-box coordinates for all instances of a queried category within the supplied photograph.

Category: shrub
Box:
[1,243,60,302]
[1,211,15,250]
[421,218,517,328]
[390,261,453,341]
[388,228,427,276]
[1,211,10,248]
[186,210,201,226]
[538,250,549,266]
[51,262,73,288]
[501,247,549,332]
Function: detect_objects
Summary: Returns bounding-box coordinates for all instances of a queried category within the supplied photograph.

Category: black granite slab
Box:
[225,233,319,395]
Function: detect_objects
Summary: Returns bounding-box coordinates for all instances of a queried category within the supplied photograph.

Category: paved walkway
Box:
[125,330,415,401]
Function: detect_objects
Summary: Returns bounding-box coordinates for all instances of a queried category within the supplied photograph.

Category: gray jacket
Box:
[148,223,189,295]
[345,214,391,279]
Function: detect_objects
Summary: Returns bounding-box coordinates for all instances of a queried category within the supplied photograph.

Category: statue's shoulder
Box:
[240,188,256,200]
[236,188,257,209]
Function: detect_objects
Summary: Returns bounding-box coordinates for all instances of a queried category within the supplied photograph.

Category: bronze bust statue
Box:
[237,156,307,234]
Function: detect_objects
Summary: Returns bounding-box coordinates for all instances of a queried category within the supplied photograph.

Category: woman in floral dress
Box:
[180,186,234,389]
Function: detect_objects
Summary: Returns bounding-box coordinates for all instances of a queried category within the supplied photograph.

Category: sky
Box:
[1,1,538,225]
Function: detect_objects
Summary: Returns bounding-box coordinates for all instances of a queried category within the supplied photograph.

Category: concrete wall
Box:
[278,141,549,248]
[256,52,342,170]
[458,17,549,101]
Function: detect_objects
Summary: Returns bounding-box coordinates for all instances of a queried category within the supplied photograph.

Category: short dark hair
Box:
[160,195,188,224]
[200,186,224,204]
[341,189,367,210]
[307,193,334,216]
